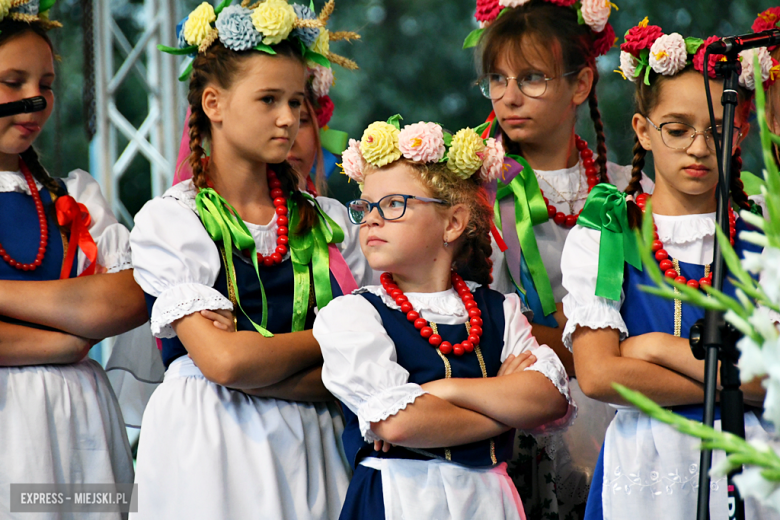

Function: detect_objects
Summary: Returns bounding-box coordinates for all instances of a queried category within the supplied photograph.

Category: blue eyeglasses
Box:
[347,194,446,225]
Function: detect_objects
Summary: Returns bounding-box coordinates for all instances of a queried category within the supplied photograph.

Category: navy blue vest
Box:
[340,286,515,470]
[147,245,344,368]
[620,217,763,419]
[0,182,76,282]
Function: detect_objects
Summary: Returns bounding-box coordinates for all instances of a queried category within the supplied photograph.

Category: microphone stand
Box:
[690,50,745,520]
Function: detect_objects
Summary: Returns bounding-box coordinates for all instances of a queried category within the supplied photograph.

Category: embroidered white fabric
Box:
[601,409,779,520]
[490,161,654,300]
[314,290,575,444]
[151,283,234,338]
[0,169,133,273]
[130,179,371,337]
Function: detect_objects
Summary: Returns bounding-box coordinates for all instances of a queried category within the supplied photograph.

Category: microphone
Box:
[0,96,47,118]
[706,29,780,54]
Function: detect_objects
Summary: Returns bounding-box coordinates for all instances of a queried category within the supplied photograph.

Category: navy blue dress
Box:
[338,286,516,520]
[583,217,763,520]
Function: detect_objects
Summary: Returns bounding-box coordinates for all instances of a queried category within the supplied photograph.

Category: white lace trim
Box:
[0,170,43,194]
[524,361,578,435]
[151,283,234,338]
[653,212,718,245]
[105,257,133,274]
[562,299,628,351]
[357,384,427,443]
[165,179,287,258]
[359,281,481,319]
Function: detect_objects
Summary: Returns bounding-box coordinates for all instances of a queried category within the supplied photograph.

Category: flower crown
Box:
[159,0,360,85]
[0,0,61,30]
[340,115,505,187]
[464,0,617,57]
[617,17,779,90]
[753,7,780,51]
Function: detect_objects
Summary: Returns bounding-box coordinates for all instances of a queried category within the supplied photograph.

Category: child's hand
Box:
[373,440,393,453]
[497,352,536,377]
[200,309,235,332]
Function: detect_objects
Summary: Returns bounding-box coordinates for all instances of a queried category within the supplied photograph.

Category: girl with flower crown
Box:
[128,1,369,518]
[313,116,575,520]
[561,19,779,520]
[0,3,148,517]
[466,0,654,516]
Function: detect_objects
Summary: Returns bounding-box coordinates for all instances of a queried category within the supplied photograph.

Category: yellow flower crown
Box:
[160,0,359,81]
[0,0,61,30]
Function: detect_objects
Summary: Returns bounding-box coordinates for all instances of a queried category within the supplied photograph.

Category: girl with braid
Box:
[314,116,574,520]
[465,1,652,517]
[0,5,146,518]
[129,2,369,518]
[562,21,777,520]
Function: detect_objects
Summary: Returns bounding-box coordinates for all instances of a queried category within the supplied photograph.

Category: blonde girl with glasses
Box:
[561,21,777,520]
[314,117,575,520]
[466,1,654,517]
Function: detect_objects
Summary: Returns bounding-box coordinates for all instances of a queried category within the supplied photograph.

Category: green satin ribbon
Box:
[195,188,273,337]
[320,128,349,156]
[494,155,557,316]
[576,184,642,302]
[195,189,346,335]
[287,193,345,332]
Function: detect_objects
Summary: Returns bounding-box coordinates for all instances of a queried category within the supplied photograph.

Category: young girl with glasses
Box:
[314,117,575,520]
[561,21,776,519]
[466,1,653,516]
[128,2,369,517]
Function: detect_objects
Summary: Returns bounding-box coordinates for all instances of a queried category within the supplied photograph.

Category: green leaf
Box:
[714,225,755,288]
[305,50,330,68]
[462,28,484,50]
[214,0,232,15]
[310,0,315,11]
[684,37,704,55]
[474,121,490,136]
[386,114,403,130]
[761,469,780,482]
[157,44,198,55]
[255,43,277,55]
[740,171,767,197]
[178,60,194,82]
[442,132,453,147]
[575,1,585,25]
[39,0,56,13]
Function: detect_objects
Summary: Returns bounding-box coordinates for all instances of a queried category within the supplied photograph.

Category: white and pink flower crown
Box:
[340,115,505,187]
[618,17,779,90]
[464,0,617,57]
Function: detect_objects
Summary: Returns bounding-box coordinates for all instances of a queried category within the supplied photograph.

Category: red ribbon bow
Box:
[55,194,97,279]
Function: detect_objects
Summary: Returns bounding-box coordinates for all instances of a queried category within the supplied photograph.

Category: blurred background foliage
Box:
[39,0,772,220]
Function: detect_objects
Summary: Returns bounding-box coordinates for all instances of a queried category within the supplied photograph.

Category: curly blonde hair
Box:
[366,160,494,285]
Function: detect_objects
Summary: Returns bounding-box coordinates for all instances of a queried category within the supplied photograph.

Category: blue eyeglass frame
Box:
[347,194,447,224]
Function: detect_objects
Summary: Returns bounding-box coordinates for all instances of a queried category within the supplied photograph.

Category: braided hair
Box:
[478,0,609,183]
[186,40,316,234]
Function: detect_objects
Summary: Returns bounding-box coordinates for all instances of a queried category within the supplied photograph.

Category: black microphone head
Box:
[24,96,46,113]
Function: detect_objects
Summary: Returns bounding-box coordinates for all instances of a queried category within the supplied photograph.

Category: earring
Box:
[443,239,449,248]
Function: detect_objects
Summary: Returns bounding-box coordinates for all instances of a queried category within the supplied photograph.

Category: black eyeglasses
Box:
[645,117,742,153]
[347,194,446,225]
[477,70,578,100]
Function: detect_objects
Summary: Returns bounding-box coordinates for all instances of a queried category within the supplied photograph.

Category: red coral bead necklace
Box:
[206,169,289,267]
[380,271,483,357]
[636,193,736,290]
[0,164,48,271]
[539,135,601,228]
